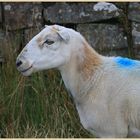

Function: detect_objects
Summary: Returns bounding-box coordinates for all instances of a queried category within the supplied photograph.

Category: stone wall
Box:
[1,2,140,63]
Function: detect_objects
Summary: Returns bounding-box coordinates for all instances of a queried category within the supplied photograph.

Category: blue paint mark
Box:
[114,57,139,69]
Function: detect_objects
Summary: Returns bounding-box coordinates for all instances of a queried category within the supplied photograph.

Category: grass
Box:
[0,33,92,138]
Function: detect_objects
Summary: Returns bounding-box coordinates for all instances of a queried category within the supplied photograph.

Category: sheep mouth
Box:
[21,65,33,73]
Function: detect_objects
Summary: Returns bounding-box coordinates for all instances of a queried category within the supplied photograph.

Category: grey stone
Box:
[0,3,2,23]
[0,56,3,63]
[0,30,24,57]
[101,49,128,57]
[132,22,140,59]
[134,50,140,60]
[128,3,140,23]
[0,29,5,40]
[0,29,5,62]
[77,24,128,56]
[24,27,41,44]
[132,22,140,47]
[4,3,43,30]
[114,2,128,11]
[44,2,122,24]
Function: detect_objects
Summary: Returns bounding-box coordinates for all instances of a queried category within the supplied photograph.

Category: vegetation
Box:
[0,36,92,138]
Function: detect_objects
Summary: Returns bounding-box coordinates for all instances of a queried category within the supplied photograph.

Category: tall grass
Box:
[0,33,92,138]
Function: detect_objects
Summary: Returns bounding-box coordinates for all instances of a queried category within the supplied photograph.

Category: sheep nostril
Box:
[16,60,23,67]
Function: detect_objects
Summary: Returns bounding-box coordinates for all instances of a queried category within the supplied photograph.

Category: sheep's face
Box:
[16,25,71,76]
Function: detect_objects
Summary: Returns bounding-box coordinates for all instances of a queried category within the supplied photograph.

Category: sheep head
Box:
[16,25,75,76]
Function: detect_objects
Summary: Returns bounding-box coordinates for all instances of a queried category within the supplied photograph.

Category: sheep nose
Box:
[16,60,23,67]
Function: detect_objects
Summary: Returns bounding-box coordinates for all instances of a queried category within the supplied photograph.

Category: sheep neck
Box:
[59,42,102,104]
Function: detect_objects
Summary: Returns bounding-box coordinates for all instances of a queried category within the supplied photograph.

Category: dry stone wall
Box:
[0,2,140,63]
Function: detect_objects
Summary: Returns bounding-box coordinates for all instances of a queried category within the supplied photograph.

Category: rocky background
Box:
[0,2,140,63]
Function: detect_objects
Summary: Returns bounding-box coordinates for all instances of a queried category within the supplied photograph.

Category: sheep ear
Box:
[57,30,70,43]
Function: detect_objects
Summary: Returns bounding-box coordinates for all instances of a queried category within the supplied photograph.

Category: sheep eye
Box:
[44,40,54,45]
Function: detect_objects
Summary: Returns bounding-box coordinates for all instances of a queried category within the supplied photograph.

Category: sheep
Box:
[16,24,140,138]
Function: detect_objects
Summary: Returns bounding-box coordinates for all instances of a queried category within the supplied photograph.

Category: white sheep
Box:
[16,25,140,138]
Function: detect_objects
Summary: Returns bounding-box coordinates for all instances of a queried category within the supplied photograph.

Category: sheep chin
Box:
[21,67,34,76]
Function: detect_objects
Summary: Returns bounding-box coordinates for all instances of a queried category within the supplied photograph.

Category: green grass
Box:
[0,36,92,138]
